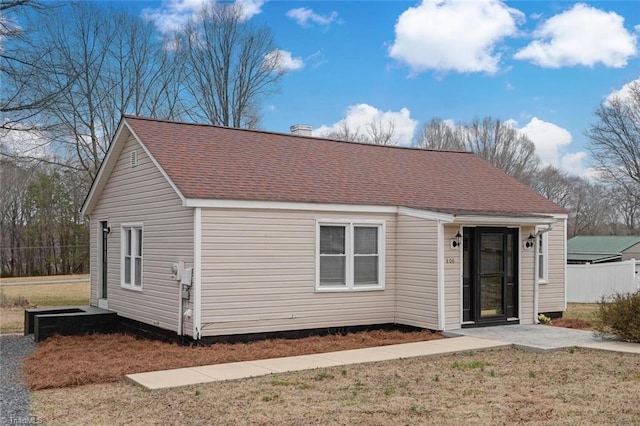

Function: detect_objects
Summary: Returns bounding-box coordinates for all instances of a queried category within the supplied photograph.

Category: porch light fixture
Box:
[451,232,462,249]
[525,233,535,249]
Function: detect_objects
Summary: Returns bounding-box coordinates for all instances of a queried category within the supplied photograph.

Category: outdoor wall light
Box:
[451,232,462,249]
[525,233,536,249]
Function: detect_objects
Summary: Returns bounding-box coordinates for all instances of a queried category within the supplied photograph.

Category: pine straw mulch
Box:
[549,317,593,330]
[24,329,442,390]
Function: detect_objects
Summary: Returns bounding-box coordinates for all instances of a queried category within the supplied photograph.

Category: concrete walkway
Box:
[447,324,640,353]
[127,336,509,390]
[127,326,640,391]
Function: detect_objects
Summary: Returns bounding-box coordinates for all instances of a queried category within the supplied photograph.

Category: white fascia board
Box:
[398,207,455,222]
[80,120,128,217]
[454,215,557,225]
[183,198,399,213]
[125,121,186,205]
[535,213,569,220]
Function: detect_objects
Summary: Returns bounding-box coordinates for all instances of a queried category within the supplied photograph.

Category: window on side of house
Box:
[538,232,548,283]
[317,221,384,291]
[122,224,143,289]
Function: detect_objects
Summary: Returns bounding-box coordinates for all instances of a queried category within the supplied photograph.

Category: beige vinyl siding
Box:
[622,242,640,261]
[395,215,439,330]
[199,210,396,337]
[90,133,193,334]
[443,225,462,330]
[538,219,566,313]
[90,220,98,304]
[520,226,536,324]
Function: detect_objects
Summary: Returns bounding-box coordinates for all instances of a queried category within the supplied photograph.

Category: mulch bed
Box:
[24,329,442,390]
[549,318,593,330]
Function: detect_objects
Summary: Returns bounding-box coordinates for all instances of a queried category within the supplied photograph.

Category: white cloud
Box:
[315,104,418,146]
[286,8,338,27]
[265,50,304,73]
[606,77,640,104]
[0,127,50,159]
[235,0,264,21]
[559,152,595,177]
[515,4,637,68]
[517,117,593,177]
[388,0,524,74]
[143,0,263,34]
[142,0,208,34]
[520,117,572,166]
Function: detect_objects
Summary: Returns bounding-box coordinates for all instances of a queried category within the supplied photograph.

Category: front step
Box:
[24,306,118,342]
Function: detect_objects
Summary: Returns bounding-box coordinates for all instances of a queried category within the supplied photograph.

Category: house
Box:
[81,116,568,341]
[567,235,640,264]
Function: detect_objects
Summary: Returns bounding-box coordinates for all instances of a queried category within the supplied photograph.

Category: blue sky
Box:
[95,1,640,176]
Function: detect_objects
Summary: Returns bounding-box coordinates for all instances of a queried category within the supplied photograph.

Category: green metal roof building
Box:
[567,235,640,264]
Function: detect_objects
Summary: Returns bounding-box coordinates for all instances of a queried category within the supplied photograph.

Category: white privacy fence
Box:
[567,259,639,303]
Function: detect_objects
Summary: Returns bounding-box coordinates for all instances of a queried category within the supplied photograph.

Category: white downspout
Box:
[533,223,554,324]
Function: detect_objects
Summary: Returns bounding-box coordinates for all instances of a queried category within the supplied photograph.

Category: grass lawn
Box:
[564,303,599,322]
[0,275,89,333]
[30,347,640,425]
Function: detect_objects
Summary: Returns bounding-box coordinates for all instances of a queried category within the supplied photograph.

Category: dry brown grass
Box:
[0,274,89,284]
[24,329,443,390]
[30,347,640,426]
[0,279,90,333]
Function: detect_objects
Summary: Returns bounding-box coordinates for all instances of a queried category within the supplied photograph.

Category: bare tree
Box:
[417,116,540,185]
[588,80,640,201]
[1,0,73,129]
[532,165,577,208]
[609,183,639,234]
[416,117,465,150]
[322,121,369,143]
[465,117,540,185]
[10,2,183,179]
[179,2,282,128]
[320,118,401,146]
[567,180,614,237]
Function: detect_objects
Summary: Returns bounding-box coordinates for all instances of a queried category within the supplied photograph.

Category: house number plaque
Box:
[446,257,456,264]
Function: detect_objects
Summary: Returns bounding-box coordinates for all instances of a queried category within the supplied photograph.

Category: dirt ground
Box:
[30,347,640,425]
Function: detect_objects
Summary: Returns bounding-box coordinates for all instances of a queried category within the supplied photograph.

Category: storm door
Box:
[463,227,518,324]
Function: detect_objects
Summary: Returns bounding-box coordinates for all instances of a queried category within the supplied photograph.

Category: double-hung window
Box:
[537,232,548,283]
[121,224,143,289]
[316,221,385,291]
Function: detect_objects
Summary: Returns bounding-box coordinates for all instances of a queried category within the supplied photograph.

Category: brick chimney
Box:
[290,124,313,136]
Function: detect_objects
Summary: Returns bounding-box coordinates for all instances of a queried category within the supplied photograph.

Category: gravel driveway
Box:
[1,335,36,426]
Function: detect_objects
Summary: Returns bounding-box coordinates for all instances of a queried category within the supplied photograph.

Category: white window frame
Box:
[121,223,143,290]
[537,232,548,284]
[315,219,385,292]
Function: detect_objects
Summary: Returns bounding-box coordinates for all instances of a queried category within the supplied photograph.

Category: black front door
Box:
[463,227,518,324]
[100,221,108,299]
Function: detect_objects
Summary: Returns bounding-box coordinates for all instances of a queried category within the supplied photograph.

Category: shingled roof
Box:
[117,115,565,217]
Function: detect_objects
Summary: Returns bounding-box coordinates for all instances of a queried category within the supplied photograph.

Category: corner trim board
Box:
[193,207,202,339]
[437,220,445,331]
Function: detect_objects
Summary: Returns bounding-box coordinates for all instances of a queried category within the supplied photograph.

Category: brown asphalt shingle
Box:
[124,116,566,217]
